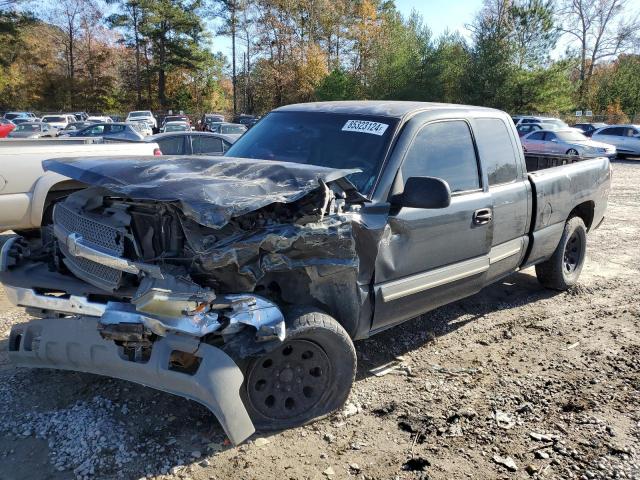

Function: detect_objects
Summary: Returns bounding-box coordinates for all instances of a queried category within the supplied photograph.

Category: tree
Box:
[106,0,147,107]
[212,0,245,114]
[510,0,558,68]
[559,0,640,109]
[140,0,210,109]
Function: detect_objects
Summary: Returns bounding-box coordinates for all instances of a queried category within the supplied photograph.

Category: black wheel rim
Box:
[563,231,582,273]
[247,339,331,420]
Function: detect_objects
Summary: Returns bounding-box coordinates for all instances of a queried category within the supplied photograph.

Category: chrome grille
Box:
[54,203,124,254]
[54,204,125,291]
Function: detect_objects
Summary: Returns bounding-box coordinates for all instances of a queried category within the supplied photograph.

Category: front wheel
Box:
[240,308,356,431]
[535,216,587,290]
[566,148,579,156]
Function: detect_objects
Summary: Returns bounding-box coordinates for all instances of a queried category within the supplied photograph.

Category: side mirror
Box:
[391,176,451,209]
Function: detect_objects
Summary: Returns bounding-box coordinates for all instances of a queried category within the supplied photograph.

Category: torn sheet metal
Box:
[43,156,359,228]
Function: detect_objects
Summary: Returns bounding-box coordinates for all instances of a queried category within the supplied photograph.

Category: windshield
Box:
[4,113,24,120]
[165,124,188,132]
[556,131,588,141]
[226,111,398,193]
[221,125,246,134]
[16,124,41,131]
[42,116,66,122]
[129,111,150,118]
[545,119,568,128]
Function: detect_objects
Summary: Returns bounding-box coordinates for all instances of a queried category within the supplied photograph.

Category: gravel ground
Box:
[0,160,638,480]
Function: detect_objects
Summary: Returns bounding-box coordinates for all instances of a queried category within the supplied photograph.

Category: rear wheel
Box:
[566,148,579,156]
[535,216,587,290]
[240,308,356,431]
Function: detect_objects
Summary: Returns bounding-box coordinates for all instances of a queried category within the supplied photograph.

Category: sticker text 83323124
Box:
[342,120,389,136]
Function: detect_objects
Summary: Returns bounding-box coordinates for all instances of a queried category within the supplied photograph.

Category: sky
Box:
[211,0,485,59]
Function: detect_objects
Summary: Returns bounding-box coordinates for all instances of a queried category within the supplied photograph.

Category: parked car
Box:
[126,110,157,129]
[6,122,57,138]
[0,118,15,138]
[72,112,89,121]
[129,121,153,137]
[591,125,640,157]
[161,115,190,129]
[57,121,93,135]
[13,117,39,125]
[0,139,160,232]
[206,122,247,140]
[2,101,611,445]
[87,116,113,123]
[201,113,225,130]
[574,122,608,137]
[516,123,543,137]
[60,122,143,141]
[233,114,259,128]
[3,111,37,121]
[512,115,569,130]
[161,121,190,133]
[41,114,75,130]
[521,129,616,158]
[146,131,234,155]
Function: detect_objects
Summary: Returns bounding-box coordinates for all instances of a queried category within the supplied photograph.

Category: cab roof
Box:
[274,101,503,119]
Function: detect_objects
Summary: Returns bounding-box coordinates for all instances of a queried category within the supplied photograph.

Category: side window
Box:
[474,118,518,185]
[626,128,639,137]
[191,136,223,154]
[402,120,480,193]
[528,132,544,140]
[158,136,184,155]
[87,125,105,135]
[601,127,621,136]
[544,132,557,141]
[110,125,125,133]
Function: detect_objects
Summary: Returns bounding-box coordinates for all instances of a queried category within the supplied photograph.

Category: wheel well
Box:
[41,181,84,224]
[569,201,595,231]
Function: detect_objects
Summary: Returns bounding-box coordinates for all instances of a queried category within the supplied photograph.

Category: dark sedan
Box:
[60,122,143,141]
[146,131,235,155]
[574,122,608,137]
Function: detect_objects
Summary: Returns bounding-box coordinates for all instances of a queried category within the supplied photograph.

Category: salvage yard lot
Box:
[0,161,638,480]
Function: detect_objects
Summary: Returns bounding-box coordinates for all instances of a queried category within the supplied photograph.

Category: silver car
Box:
[7,122,56,138]
[521,129,616,158]
[591,125,640,157]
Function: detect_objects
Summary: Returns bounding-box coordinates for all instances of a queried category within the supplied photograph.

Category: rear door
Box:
[372,119,493,332]
[544,131,562,154]
[523,131,545,153]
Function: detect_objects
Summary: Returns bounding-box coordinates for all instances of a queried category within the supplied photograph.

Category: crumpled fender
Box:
[9,316,255,445]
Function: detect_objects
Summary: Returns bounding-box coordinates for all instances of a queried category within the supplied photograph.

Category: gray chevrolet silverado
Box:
[1,101,610,444]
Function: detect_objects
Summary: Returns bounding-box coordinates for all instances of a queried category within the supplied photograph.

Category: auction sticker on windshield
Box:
[342,120,389,136]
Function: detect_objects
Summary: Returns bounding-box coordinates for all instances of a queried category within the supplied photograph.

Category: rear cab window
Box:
[473,118,519,185]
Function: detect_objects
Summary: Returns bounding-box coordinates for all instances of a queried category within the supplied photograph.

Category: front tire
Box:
[566,148,579,156]
[535,216,587,290]
[240,308,356,431]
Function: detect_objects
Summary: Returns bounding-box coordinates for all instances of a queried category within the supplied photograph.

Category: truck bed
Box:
[523,155,610,266]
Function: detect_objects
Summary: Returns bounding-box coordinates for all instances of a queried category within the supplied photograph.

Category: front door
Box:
[371,119,493,332]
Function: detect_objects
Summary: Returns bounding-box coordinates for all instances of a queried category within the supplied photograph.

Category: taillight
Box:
[153,147,162,156]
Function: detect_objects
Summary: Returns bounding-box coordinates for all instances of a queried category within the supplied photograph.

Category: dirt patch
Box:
[0,161,638,480]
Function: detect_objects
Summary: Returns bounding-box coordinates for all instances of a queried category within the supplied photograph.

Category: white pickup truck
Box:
[0,139,160,232]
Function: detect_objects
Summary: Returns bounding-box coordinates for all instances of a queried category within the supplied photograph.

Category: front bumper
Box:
[9,314,255,445]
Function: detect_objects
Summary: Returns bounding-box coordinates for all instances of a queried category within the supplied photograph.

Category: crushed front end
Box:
[0,156,365,444]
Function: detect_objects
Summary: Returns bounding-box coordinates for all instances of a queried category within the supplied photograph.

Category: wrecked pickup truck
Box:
[1,101,610,444]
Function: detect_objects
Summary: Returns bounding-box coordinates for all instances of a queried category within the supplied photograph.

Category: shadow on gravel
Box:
[354,270,559,380]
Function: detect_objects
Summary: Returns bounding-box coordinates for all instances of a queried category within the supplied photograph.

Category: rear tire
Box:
[535,216,587,290]
[240,308,356,431]
[566,148,579,156]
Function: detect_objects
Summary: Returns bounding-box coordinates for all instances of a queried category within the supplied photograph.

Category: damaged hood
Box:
[44,156,358,228]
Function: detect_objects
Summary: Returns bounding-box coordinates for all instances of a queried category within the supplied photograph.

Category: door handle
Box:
[473,208,492,225]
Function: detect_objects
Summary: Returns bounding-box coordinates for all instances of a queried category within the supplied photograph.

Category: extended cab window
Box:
[401,121,480,193]
[474,118,518,185]
[158,136,185,155]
